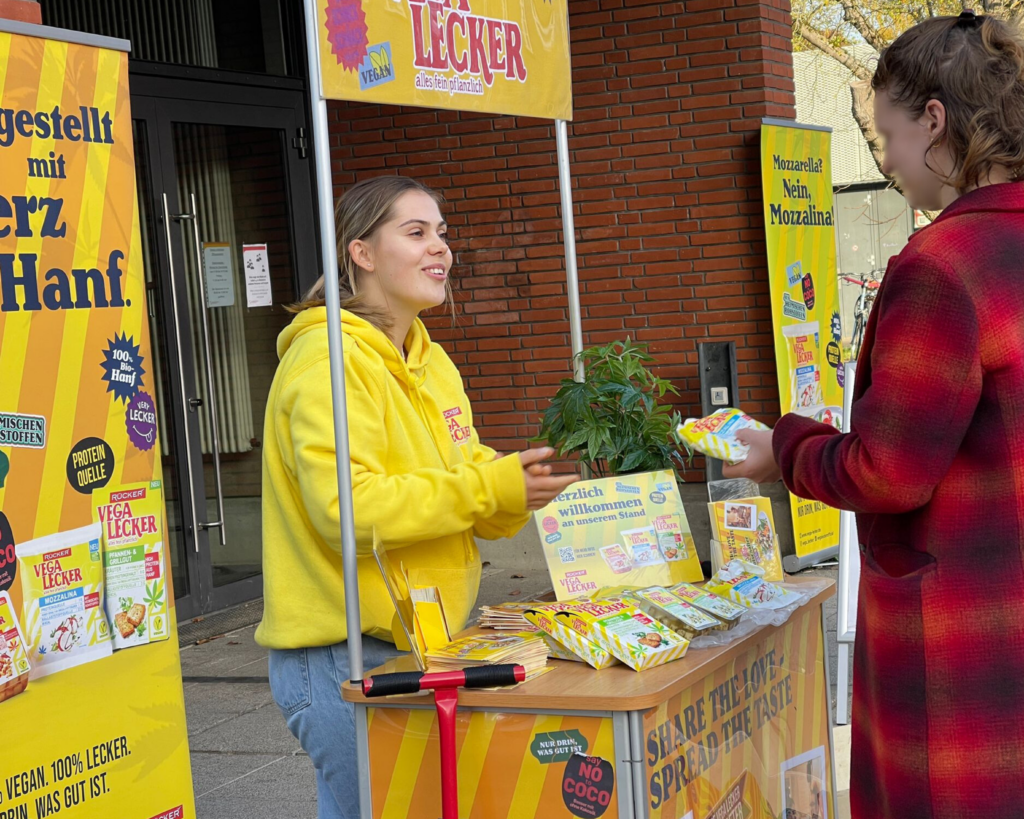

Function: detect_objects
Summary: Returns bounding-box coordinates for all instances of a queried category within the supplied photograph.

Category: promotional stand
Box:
[299,2,839,816]
[344,578,837,819]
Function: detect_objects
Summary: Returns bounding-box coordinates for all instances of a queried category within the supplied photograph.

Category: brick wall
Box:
[0,0,41,24]
[326,0,795,480]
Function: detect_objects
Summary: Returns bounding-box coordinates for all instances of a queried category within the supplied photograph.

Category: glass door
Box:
[133,91,317,618]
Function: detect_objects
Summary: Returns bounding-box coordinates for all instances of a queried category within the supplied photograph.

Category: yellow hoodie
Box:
[255,308,530,649]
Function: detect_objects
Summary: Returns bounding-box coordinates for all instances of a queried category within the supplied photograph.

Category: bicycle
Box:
[841,270,883,360]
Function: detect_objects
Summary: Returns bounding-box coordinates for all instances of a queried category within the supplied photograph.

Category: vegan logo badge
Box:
[786,260,803,287]
[100,332,145,404]
[359,43,394,91]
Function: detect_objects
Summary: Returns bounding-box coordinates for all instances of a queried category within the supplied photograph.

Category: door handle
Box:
[182,191,228,547]
[161,192,201,553]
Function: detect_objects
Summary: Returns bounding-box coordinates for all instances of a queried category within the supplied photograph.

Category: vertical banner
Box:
[317,0,572,120]
[644,607,835,819]
[760,122,842,560]
[0,25,195,819]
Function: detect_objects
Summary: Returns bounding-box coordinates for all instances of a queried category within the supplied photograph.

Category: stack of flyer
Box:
[425,632,551,682]
[477,601,542,631]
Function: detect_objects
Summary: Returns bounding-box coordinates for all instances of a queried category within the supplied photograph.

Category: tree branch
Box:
[793,18,874,80]
[850,80,896,189]
[837,0,890,52]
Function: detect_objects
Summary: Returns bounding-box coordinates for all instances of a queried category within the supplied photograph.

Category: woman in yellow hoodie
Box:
[257,176,577,819]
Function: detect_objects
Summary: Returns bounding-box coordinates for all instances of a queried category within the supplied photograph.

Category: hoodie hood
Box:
[277,307,433,385]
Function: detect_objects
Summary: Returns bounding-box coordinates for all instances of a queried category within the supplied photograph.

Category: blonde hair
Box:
[289,176,451,328]
[872,13,1024,193]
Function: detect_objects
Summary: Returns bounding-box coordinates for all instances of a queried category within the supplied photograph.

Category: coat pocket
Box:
[853,545,935,815]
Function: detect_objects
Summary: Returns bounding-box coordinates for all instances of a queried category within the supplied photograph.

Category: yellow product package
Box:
[782,322,824,416]
[524,605,619,670]
[556,599,690,672]
[94,481,170,650]
[0,590,31,702]
[628,587,722,641]
[18,522,112,679]
[676,409,770,465]
[669,583,745,629]
[709,496,784,582]
[705,561,804,610]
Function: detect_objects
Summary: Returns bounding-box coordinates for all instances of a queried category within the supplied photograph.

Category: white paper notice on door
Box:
[243,243,273,308]
[202,242,236,308]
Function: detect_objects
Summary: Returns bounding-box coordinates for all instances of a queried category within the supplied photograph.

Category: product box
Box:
[0,590,31,703]
[524,604,619,670]
[18,522,112,679]
[534,470,703,600]
[94,482,170,649]
[555,599,690,672]
[669,583,745,629]
[628,586,722,641]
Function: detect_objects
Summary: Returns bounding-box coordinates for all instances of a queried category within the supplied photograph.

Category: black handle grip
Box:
[363,670,424,698]
[462,664,521,689]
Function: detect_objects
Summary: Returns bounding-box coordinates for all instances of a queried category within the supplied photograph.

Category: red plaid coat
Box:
[774,182,1024,819]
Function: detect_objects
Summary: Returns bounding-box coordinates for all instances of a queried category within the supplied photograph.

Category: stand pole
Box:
[302,0,363,682]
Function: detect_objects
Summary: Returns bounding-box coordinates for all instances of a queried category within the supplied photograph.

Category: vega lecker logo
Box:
[408,0,528,97]
[444,406,470,443]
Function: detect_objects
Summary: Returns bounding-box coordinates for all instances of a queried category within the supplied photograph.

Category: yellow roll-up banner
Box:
[317,0,572,120]
[760,121,843,560]
[0,26,195,819]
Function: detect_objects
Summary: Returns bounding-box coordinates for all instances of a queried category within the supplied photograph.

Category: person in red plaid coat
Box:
[726,13,1024,819]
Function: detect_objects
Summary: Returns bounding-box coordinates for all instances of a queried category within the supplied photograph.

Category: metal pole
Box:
[555,120,584,382]
[302,0,363,682]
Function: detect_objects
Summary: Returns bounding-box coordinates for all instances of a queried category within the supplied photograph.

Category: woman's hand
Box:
[721,429,782,484]
[519,447,579,510]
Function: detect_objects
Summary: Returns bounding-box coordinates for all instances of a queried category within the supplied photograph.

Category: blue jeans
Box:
[268,637,401,819]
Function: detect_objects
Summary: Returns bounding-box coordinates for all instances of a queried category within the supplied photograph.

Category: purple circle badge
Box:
[126,392,158,451]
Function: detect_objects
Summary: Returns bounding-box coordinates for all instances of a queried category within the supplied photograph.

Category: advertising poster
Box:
[534,471,704,600]
[367,709,617,819]
[317,0,572,120]
[644,606,834,819]
[760,121,843,560]
[0,24,195,819]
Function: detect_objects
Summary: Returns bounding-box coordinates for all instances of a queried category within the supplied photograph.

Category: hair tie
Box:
[956,10,984,27]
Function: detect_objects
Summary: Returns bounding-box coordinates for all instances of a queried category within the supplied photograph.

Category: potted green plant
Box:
[534,338,686,478]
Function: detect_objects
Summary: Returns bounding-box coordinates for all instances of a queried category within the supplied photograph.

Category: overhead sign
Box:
[317,0,573,120]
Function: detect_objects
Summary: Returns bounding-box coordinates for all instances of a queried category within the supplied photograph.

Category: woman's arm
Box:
[285,355,527,553]
[466,429,534,541]
[772,252,982,515]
